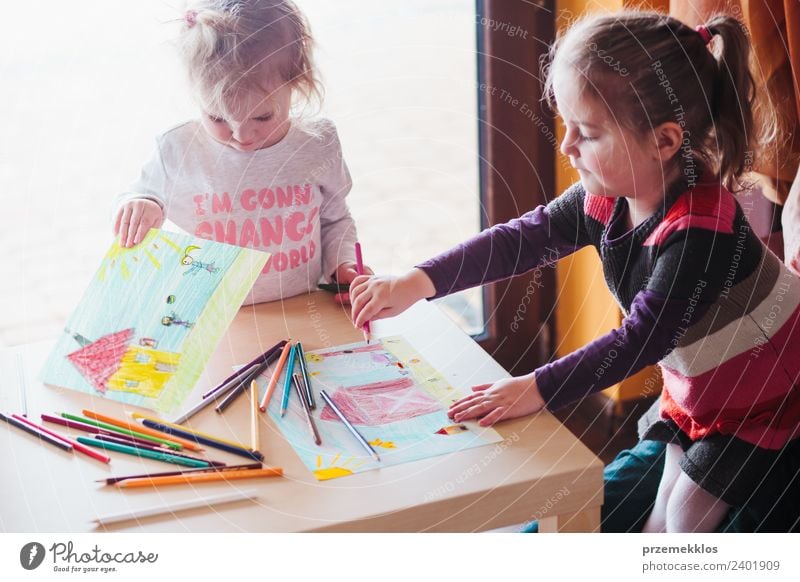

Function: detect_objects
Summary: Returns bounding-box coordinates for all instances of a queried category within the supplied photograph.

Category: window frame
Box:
[473,0,557,375]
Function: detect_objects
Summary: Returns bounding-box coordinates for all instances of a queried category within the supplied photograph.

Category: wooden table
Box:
[0,292,603,532]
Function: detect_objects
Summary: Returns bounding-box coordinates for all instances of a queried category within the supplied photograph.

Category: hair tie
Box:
[185,10,198,28]
[695,24,714,45]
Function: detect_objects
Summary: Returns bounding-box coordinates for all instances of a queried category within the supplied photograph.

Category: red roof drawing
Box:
[66,328,134,394]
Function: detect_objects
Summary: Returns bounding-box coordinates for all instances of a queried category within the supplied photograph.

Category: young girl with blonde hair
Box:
[115,0,369,304]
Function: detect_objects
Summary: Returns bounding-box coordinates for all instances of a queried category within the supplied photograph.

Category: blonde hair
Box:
[541,11,776,191]
[177,0,322,119]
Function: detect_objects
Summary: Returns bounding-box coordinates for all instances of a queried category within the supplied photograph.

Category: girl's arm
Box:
[316,120,359,279]
[350,183,591,328]
[416,183,591,299]
[451,217,738,424]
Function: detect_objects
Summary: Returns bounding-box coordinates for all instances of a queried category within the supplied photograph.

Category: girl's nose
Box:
[559,128,578,158]
[231,123,255,143]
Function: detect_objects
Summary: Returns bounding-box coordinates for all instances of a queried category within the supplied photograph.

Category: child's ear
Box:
[652,122,683,162]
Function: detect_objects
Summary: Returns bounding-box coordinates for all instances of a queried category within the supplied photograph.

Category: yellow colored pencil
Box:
[259,341,293,411]
[115,467,283,488]
[130,412,250,450]
[82,409,202,452]
[250,380,259,451]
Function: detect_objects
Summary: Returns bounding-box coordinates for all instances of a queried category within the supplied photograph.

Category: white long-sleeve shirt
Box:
[118,118,358,304]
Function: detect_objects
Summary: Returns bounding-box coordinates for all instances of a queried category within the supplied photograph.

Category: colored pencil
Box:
[317,282,350,293]
[259,341,293,411]
[77,437,210,468]
[293,374,321,445]
[320,390,380,462]
[172,340,287,424]
[250,380,259,452]
[94,434,223,467]
[92,489,259,526]
[215,345,285,414]
[61,412,183,451]
[294,342,315,409]
[170,389,232,425]
[131,413,252,450]
[96,462,263,486]
[140,419,264,462]
[12,414,110,463]
[116,467,283,488]
[41,414,161,448]
[355,242,371,343]
[202,339,287,399]
[214,362,264,413]
[82,409,201,452]
[1,411,72,452]
[280,343,298,417]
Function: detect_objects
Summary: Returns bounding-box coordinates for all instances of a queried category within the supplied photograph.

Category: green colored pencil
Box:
[62,413,182,450]
[77,437,209,468]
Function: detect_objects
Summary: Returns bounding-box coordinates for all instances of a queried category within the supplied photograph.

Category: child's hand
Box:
[350,268,436,329]
[113,199,164,248]
[331,261,374,305]
[448,373,546,426]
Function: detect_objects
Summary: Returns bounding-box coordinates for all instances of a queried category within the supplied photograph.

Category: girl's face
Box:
[199,85,293,152]
[553,70,664,201]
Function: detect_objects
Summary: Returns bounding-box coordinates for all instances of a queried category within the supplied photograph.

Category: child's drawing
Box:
[264,336,504,480]
[40,229,268,412]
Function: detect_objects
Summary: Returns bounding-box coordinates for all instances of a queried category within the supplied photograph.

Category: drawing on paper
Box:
[40,229,268,412]
[264,336,504,480]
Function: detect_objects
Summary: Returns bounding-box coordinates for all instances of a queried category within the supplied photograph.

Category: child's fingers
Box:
[354,299,378,329]
[449,391,483,410]
[478,406,508,426]
[348,275,372,301]
[448,392,487,418]
[471,383,493,393]
[452,399,494,422]
[133,219,151,247]
[112,207,124,236]
[333,292,350,305]
[125,205,144,248]
[352,287,383,328]
[116,205,132,246]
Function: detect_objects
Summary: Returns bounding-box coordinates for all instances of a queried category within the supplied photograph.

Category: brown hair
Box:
[177,0,322,119]
[541,11,774,191]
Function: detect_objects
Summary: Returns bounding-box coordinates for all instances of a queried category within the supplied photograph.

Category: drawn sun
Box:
[313,453,366,481]
[97,231,182,282]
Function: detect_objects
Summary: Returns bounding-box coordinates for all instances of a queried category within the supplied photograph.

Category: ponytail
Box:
[705,15,757,189]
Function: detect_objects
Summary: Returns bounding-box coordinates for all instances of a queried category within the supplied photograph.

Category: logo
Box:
[20,542,46,570]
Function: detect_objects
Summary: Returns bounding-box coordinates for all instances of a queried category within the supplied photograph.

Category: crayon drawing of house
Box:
[66,328,179,398]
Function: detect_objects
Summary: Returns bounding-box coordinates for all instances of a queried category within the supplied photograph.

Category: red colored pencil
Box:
[12,414,111,463]
[354,242,371,343]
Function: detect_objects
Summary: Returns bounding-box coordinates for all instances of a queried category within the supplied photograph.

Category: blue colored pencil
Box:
[140,419,264,462]
[280,343,297,417]
[295,342,315,409]
[76,436,209,468]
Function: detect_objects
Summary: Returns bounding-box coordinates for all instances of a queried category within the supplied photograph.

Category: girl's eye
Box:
[579,134,597,142]
[207,115,225,123]
[254,114,274,122]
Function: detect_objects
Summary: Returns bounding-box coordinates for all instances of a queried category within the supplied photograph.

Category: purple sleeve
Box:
[534,289,713,410]
[415,204,587,299]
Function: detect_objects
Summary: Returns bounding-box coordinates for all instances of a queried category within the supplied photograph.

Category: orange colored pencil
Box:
[259,341,293,411]
[81,410,203,452]
[115,467,283,488]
